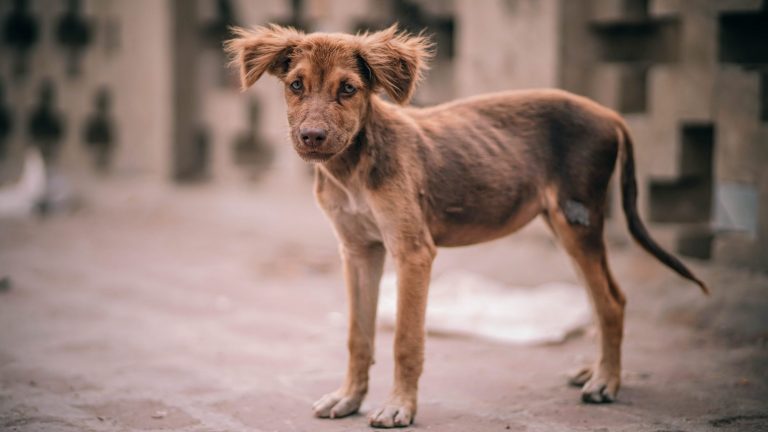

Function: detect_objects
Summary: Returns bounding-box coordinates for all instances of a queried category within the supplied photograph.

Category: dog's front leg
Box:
[314,243,386,419]
[369,243,435,428]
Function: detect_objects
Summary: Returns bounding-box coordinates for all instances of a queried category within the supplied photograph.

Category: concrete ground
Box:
[1,178,767,432]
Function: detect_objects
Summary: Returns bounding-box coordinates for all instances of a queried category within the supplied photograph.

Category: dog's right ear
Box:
[225,25,303,90]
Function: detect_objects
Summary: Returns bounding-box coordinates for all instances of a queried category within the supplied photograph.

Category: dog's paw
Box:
[312,390,364,419]
[368,399,415,428]
[567,365,593,387]
[580,370,620,404]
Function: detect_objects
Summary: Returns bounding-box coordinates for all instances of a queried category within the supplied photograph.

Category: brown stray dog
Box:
[226,25,708,428]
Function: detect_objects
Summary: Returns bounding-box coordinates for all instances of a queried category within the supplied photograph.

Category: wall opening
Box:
[590,18,680,64]
[618,65,648,113]
[718,10,768,66]
[649,123,714,224]
[761,72,768,122]
[589,10,679,114]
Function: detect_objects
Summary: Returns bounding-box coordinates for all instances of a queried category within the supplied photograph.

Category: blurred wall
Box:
[456,0,560,96]
[1,0,766,271]
[560,0,768,270]
[0,0,172,181]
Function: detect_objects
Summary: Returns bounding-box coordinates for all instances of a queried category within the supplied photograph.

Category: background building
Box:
[1,0,766,271]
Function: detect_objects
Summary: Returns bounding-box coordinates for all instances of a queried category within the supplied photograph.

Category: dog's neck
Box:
[320,95,399,186]
[319,128,366,183]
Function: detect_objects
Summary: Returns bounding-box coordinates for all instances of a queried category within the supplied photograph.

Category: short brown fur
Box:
[226,24,707,428]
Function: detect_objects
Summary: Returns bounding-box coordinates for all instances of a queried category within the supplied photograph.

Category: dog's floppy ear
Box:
[358,25,433,104]
[225,24,303,90]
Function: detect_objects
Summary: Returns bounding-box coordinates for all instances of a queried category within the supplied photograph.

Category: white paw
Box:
[312,390,364,419]
[368,400,415,428]
[580,369,620,403]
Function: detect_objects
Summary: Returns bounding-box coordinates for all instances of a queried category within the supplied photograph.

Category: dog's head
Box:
[226,24,432,162]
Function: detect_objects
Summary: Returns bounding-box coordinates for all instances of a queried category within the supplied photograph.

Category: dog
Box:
[226,24,708,428]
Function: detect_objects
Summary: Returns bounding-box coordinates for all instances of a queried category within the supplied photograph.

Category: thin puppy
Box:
[226,25,708,428]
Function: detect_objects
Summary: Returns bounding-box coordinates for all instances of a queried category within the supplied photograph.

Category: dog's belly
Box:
[419,128,545,247]
[427,192,543,247]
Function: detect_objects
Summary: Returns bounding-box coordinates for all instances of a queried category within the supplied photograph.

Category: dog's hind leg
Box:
[313,243,386,419]
[543,190,626,403]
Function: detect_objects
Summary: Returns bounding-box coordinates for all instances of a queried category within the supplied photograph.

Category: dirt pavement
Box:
[1,178,767,432]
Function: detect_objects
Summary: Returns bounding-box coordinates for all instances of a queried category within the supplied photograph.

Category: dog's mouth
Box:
[296,149,337,162]
[292,133,350,163]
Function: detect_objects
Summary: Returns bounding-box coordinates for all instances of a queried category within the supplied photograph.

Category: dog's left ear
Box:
[358,25,434,104]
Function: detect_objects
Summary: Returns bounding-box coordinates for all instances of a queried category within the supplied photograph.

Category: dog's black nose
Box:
[300,128,327,147]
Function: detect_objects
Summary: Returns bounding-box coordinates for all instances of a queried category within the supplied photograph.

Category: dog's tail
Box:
[616,121,709,294]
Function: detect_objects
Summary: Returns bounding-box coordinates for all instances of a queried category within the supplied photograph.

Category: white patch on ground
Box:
[379,270,591,345]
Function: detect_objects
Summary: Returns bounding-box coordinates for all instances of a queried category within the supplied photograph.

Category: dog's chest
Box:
[315,169,383,244]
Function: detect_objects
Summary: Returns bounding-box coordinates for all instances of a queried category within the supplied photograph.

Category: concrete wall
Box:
[0,0,173,181]
[560,0,768,271]
[2,0,764,270]
[456,0,560,97]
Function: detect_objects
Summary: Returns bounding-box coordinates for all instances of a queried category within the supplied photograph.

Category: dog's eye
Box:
[341,83,356,95]
[290,80,303,91]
